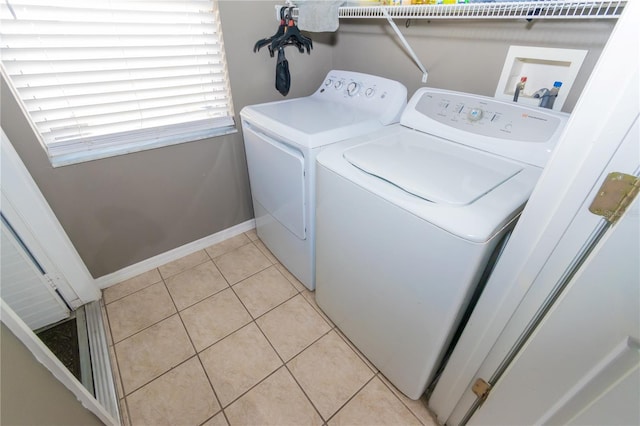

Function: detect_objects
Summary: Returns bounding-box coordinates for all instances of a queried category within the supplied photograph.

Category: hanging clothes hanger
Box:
[254,7,288,57]
[269,7,313,55]
[254,6,312,96]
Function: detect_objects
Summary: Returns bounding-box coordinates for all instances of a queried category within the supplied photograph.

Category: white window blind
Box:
[0,0,235,166]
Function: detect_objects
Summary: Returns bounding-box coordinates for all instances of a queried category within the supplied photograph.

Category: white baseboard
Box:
[95,219,255,289]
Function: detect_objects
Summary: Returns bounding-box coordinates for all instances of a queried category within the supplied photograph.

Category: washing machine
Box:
[240,70,407,290]
[315,87,569,399]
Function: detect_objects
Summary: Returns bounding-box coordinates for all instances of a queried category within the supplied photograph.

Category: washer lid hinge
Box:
[471,378,492,402]
[589,172,640,224]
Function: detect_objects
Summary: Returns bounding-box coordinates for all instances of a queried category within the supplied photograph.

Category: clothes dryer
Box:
[241,70,407,290]
[315,88,569,399]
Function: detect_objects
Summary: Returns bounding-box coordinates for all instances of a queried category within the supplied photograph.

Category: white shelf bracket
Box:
[380,7,428,83]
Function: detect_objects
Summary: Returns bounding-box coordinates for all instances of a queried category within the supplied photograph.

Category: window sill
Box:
[48,125,238,168]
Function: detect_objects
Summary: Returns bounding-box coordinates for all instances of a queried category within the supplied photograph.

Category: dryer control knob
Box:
[347,82,360,97]
[324,79,332,86]
[468,108,483,122]
[334,80,344,90]
[365,87,376,98]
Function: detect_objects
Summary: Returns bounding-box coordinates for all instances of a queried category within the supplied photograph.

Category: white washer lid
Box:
[343,133,523,206]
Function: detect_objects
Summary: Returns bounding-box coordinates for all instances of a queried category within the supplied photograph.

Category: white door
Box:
[1,218,70,330]
[429,2,640,424]
[468,164,640,425]
[0,130,100,309]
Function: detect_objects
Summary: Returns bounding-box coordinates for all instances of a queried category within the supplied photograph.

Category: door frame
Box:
[1,130,115,423]
[429,1,639,423]
[1,300,118,425]
[1,129,101,308]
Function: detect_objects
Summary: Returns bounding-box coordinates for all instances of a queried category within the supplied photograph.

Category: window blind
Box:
[0,0,235,166]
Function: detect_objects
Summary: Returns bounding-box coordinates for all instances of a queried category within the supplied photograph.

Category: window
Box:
[0,0,235,166]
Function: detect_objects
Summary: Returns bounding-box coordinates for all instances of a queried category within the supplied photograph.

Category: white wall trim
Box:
[95,219,256,289]
[1,299,118,426]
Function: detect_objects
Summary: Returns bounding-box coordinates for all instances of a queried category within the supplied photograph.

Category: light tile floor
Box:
[102,229,438,426]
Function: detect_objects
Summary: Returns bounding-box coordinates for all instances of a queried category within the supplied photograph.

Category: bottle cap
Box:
[553,81,562,87]
[521,76,528,82]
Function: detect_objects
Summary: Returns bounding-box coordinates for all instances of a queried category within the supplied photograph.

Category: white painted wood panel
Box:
[1,222,69,330]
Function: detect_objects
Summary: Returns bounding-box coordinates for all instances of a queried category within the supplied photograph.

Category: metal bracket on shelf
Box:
[273,3,429,83]
[275,1,297,21]
[380,6,429,83]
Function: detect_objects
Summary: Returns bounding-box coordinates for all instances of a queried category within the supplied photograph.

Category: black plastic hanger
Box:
[253,7,287,57]
[269,7,312,55]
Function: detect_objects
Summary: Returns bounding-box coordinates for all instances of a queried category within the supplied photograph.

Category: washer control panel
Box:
[407,89,565,143]
[400,88,570,167]
[313,70,408,125]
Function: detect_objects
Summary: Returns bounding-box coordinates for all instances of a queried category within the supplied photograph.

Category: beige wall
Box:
[0,3,615,278]
[0,323,104,426]
[331,18,615,112]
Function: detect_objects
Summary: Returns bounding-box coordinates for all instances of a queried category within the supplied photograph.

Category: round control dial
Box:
[324,79,332,86]
[467,107,484,122]
[334,80,344,90]
[346,81,360,97]
[365,87,376,98]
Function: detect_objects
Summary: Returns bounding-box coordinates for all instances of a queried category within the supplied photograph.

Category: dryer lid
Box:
[249,98,371,135]
[343,133,523,206]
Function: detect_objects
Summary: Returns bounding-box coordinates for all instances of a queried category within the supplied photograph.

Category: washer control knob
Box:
[347,81,360,97]
[468,108,483,122]
[324,79,332,86]
[334,80,344,90]
[365,87,376,98]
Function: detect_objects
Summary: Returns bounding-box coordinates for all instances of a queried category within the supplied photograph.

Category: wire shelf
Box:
[341,1,625,19]
[284,1,625,20]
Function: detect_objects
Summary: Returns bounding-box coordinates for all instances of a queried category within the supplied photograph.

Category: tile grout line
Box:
[101,294,131,426]
[324,374,380,425]
[210,241,276,288]
[376,373,430,426]
[103,277,162,306]
[109,310,177,346]
[115,279,195,399]
[166,262,232,312]
[330,321,431,424]
[281,328,337,423]
[250,312,338,423]
[102,280,162,308]
[158,253,211,281]
[162,271,228,422]
[195,348,229,425]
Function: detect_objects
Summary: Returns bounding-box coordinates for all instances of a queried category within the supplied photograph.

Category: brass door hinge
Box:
[589,172,640,225]
[472,378,492,401]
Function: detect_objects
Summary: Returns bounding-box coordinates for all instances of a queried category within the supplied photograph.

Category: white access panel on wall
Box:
[495,45,587,111]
